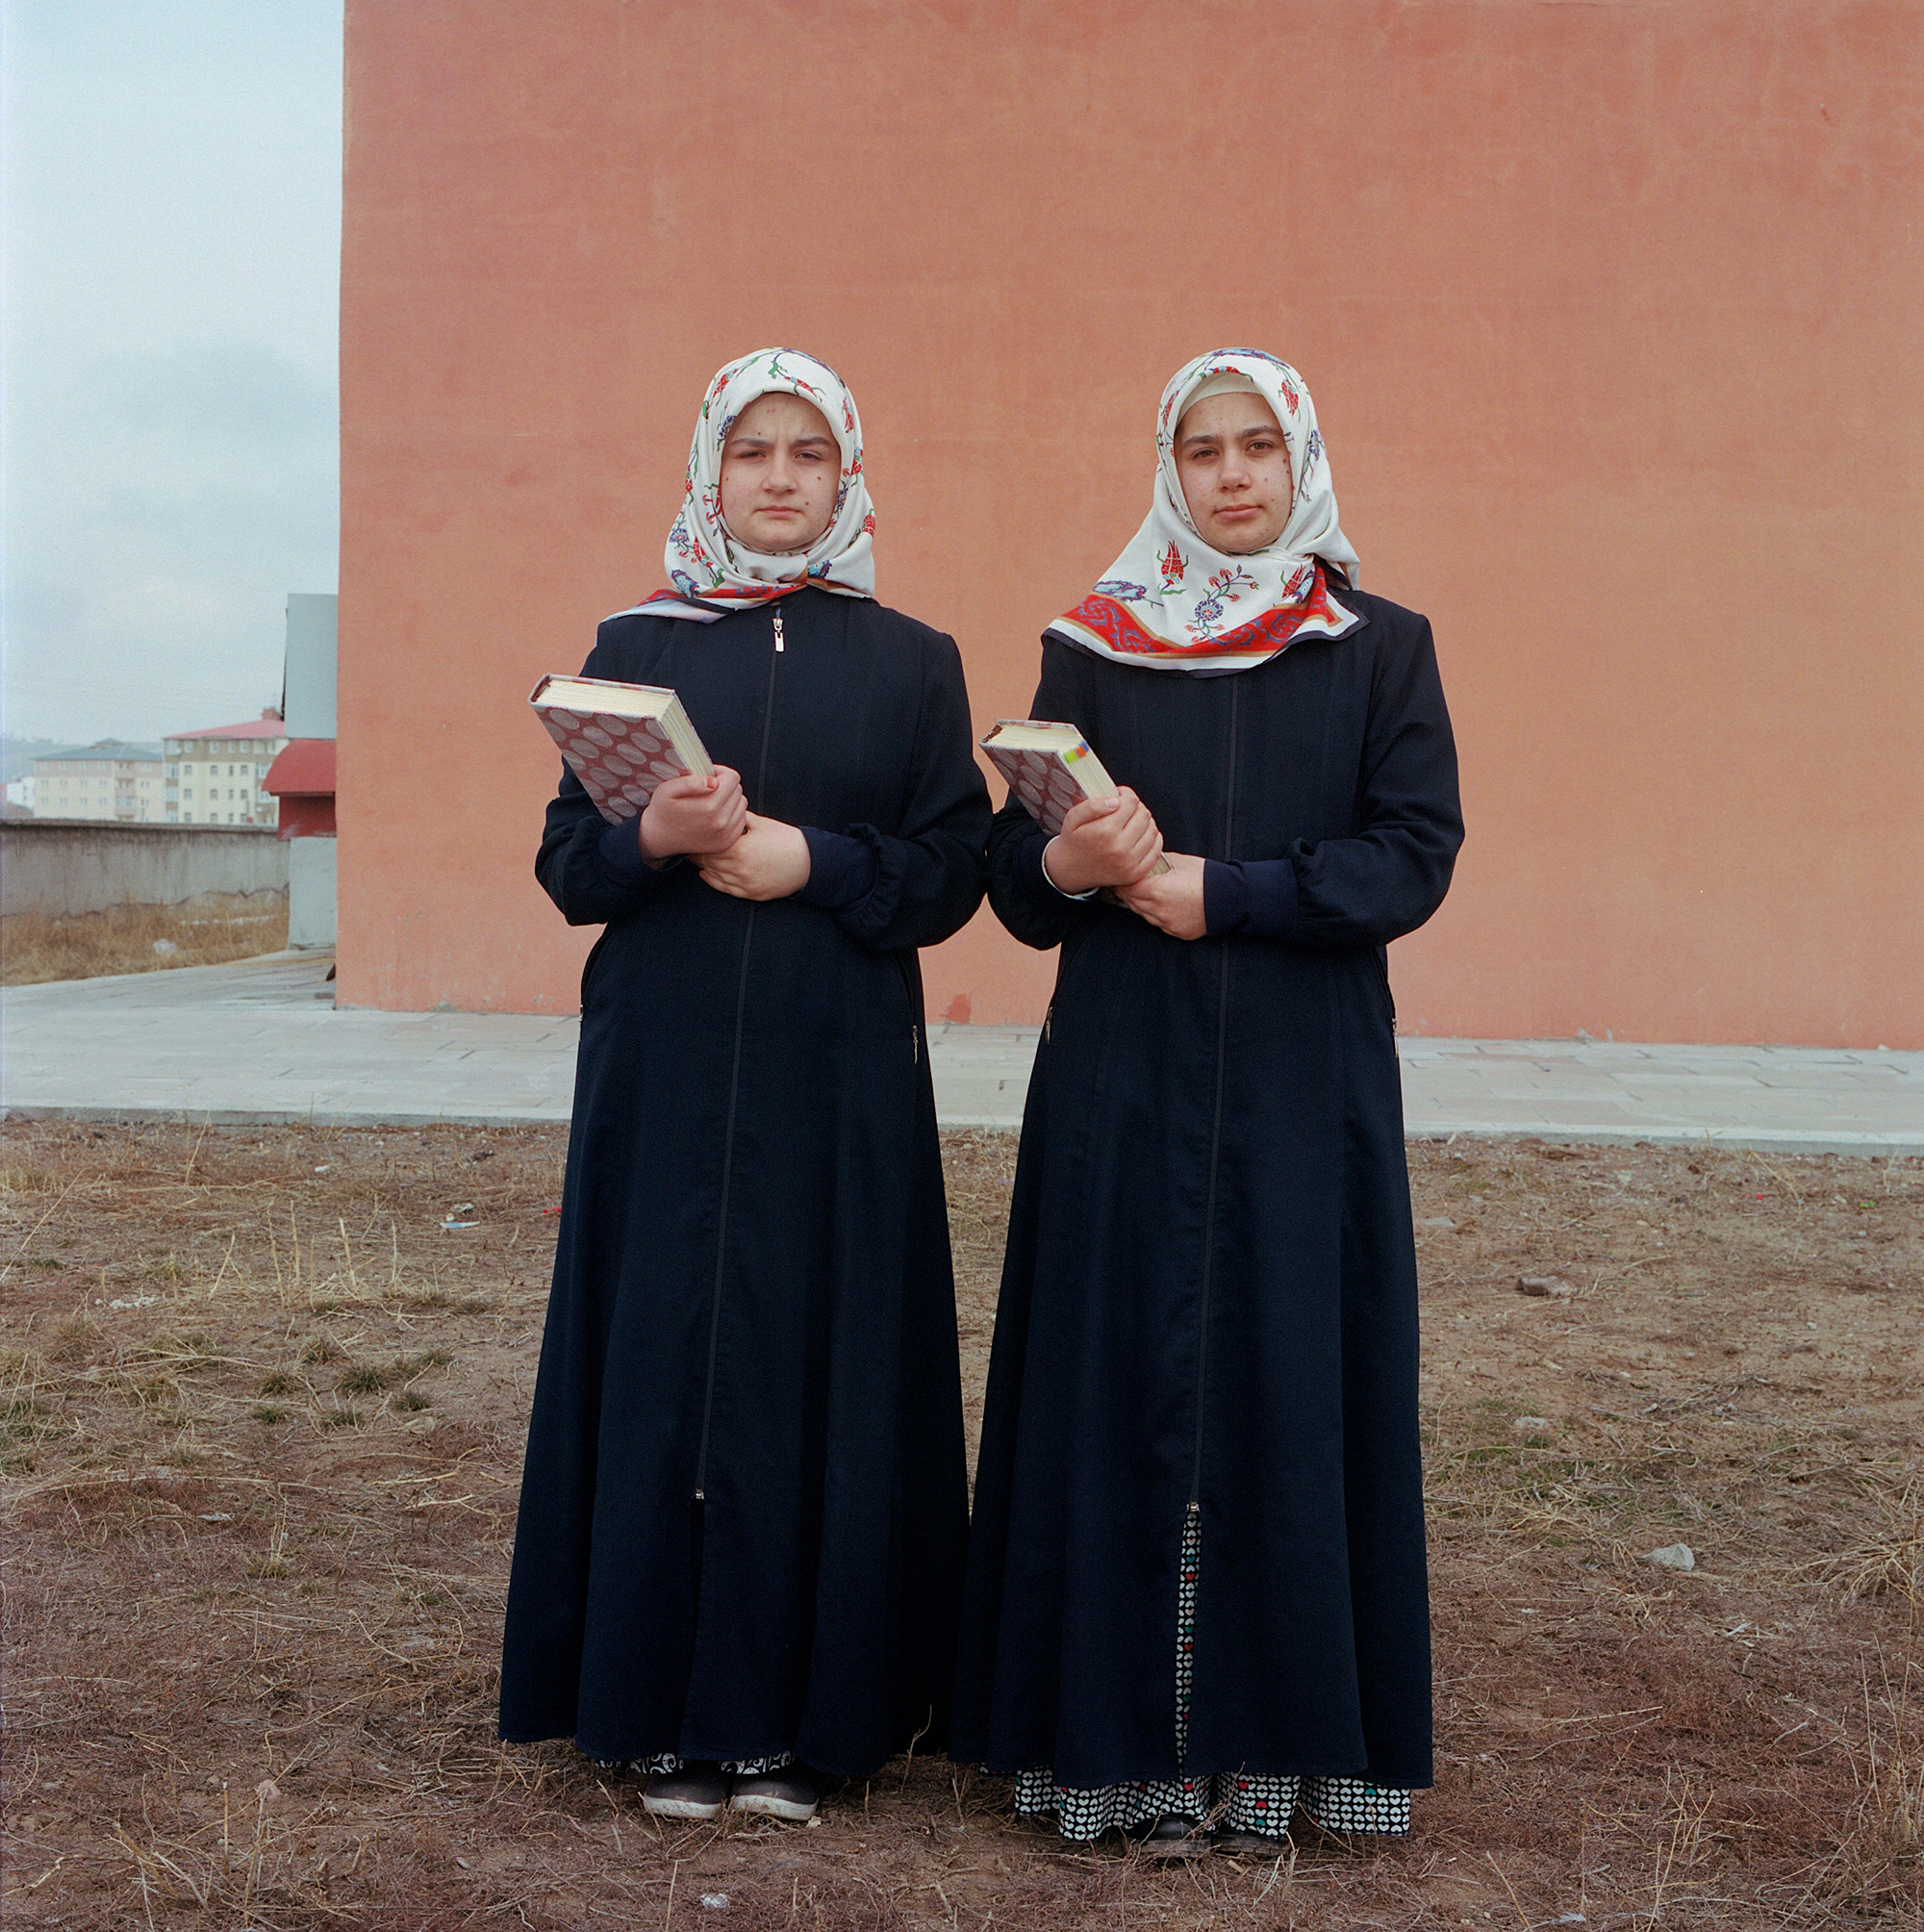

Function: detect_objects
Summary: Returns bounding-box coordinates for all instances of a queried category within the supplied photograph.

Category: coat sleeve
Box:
[985,641,1106,952]
[792,632,991,952]
[1215,616,1462,948]
[533,634,690,928]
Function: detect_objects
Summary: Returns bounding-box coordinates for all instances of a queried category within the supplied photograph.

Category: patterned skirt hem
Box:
[1008,1510,1414,1843]
[1013,1767,1410,1841]
[592,1751,794,1776]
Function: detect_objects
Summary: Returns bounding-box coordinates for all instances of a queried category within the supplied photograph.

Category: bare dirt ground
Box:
[1,892,290,986]
[2,1119,1919,1929]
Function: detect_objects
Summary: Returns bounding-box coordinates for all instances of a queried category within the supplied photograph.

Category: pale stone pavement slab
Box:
[2,952,1918,1155]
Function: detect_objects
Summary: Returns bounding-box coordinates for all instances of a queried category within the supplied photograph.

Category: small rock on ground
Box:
[1645,1543,1696,1571]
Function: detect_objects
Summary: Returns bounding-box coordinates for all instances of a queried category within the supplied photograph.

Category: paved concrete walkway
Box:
[3,952,1918,1154]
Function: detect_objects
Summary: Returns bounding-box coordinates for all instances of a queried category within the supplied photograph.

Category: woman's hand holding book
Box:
[1042,790,1165,897]
[639,768,747,866]
[632,766,811,900]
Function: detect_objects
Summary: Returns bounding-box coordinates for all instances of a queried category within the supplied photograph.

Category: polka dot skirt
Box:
[1014,1509,1411,1843]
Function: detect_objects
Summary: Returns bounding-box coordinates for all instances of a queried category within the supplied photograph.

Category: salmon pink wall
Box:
[339,0,1924,1046]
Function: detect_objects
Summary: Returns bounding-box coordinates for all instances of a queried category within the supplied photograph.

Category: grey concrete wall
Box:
[1,823,290,917]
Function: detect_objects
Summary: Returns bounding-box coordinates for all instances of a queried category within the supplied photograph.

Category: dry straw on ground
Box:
[0,890,290,987]
[2,1120,1919,1928]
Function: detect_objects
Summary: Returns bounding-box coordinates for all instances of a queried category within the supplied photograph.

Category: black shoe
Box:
[643,1762,729,1820]
[730,1765,824,1822]
[1130,1812,1205,1858]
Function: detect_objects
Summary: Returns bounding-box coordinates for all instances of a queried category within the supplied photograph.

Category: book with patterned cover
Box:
[530,674,715,826]
[978,720,1169,876]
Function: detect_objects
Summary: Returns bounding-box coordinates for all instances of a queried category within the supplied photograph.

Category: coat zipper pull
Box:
[912,1024,920,1065]
[1043,1004,1052,1044]
[773,608,785,653]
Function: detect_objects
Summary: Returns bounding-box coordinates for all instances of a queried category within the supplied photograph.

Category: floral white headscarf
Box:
[620,347,876,623]
[1048,348,1363,674]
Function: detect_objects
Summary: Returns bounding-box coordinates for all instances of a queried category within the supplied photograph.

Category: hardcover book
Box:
[530,674,715,826]
[978,719,1169,876]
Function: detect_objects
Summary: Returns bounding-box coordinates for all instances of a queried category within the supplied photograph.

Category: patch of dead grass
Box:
[0,888,290,985]
[1800,1479,1924,1604]
[0,1120,1918,1927]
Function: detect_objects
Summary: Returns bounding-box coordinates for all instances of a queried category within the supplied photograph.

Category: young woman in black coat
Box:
[951,349,1464,1852]
[500,349,991,1825]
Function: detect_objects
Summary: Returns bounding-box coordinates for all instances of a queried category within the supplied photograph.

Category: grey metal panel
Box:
[288,835,339,947]
[283,593,339,740]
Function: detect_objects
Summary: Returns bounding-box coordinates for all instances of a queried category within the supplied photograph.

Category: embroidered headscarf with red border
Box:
[611,347,876,624]
[1047,348,1363,674]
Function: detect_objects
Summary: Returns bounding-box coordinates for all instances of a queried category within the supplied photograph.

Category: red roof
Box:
[264,739,336,798]
[168,711,286,743]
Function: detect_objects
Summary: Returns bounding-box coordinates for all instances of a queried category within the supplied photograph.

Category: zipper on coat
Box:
[1188,676,1240,1510]
[693,615,784,1500]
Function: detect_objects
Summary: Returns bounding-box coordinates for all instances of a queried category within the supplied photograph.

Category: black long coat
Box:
[950,590,1462,1793]
[499,589,990,1777]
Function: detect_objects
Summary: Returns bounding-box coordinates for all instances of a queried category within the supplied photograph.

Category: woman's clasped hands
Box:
[1043,793,1208,942]
[637,768,812,901]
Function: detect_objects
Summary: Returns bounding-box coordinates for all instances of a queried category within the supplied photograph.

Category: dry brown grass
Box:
[0,1120,1919,1928]
[0,890,290,986]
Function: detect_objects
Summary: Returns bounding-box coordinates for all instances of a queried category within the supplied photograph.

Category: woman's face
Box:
[1174,391,1294,554]
[719,393,841,554]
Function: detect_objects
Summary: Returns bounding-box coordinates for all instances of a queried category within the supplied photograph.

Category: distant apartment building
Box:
[4,775,35,811]
[31,742,165,821]
[164,710,289,826]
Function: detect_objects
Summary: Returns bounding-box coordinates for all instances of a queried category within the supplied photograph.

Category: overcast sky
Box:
[3,0,342,746]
